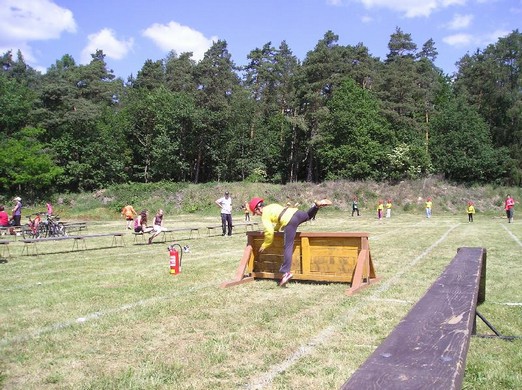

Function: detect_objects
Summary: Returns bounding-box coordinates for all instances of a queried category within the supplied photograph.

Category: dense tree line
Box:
[1,28,521,197]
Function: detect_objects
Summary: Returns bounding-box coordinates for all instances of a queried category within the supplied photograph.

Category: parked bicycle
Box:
[42,214,67,237]
[22,212,67,239]
[23,213,46,239]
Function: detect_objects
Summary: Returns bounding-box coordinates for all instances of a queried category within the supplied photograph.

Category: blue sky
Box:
[0,0,520,79]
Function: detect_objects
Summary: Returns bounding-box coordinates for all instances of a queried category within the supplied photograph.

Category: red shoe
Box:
[279,272,293,287]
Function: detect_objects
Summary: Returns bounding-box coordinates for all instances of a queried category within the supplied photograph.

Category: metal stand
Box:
[474,310,520,341]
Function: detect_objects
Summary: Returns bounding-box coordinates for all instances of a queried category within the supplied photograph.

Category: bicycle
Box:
[42,214,67,237]
[23,213,46,239]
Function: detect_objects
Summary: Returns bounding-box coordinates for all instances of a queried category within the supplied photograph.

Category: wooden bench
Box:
[62,221,88,233]
[167,227,200,239]
[232,222,259,232]
[22,235,77,255]
[206,225,223,236]
[133,227,199,244]
[0,226,23,240]
[221,231,378,295]
[341,247,487,389]
[21,233,124,255]
[133,230,163,243]
[71,233,124,250]
[0,240,10,258]
[207,223,258,236]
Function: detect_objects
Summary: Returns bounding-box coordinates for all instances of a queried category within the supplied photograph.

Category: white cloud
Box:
[80,28,134,64]
[443,29,510,48]
[443,33,473,46]
[361,15,374,23]
[446,13,473,30]
[356,0,466,18]
[0,0,75,69]
[0,0,76,42]
[142,21,217,62]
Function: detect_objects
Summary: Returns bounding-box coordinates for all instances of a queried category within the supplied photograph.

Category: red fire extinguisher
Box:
[168,243,183,275]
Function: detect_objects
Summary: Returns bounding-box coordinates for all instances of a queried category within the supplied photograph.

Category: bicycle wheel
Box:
[22,225,31,239]
[57,223,67,236]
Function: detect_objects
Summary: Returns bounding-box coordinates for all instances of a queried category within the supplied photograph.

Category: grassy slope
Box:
[20,178,521,221]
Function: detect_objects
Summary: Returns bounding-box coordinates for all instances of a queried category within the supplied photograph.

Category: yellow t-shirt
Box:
[260,204,298,250]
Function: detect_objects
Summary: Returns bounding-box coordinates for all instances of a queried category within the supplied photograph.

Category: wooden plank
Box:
[220,245,254,288]
[342,247,486,389]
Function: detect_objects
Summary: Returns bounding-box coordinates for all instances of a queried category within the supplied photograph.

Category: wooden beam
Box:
[341,247,486,389]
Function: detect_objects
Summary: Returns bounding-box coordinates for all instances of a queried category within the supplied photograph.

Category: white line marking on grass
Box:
[501,224,522,246]
[245,224,460,390]
[0,283,214,349]
[366,297,412,305]
[1,247,244,345]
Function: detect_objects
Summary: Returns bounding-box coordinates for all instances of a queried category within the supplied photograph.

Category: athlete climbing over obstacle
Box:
[249,197,332,286]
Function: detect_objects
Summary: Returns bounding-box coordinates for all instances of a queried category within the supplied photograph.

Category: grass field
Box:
[1,210,521,389]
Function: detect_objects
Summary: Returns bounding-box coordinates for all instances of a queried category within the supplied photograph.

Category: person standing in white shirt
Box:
[215,191,233,236]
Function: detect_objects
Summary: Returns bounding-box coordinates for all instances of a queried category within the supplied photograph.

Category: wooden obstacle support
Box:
[341,247,487,389]
[220,231,378,295]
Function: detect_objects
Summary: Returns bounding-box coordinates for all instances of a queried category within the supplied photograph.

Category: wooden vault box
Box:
[221,231,379,295]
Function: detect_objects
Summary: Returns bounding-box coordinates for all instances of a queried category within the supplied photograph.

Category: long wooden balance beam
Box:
[341,247,487,389]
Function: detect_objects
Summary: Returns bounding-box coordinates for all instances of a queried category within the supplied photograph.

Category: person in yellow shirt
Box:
[249,197,332,287]
[377,199,384,220]
[467,201,475,223]
[121,204,137,229]
[242,200,250,221]
[425,197,432,218]
[385,199,392,218]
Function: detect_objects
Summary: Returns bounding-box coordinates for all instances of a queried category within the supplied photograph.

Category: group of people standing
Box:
[354,195,516,223]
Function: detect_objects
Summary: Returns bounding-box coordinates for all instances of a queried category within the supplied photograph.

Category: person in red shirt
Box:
[504,194,515,223]
[0,205,9,227]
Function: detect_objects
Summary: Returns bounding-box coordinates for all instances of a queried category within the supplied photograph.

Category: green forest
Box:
[1,27,521,200]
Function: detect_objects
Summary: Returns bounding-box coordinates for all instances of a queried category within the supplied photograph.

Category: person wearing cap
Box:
[249,197,332,287]
[11,197,22,226]
[215,191,233,236]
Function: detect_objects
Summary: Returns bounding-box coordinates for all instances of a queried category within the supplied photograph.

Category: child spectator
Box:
[242,200,250,221]
[377,200,384,220]
[122,204,138,229]
[504,195,515,223]
[467,201,475,223]
[134,210,152,234]
[425,197,432,218]
[352,196,360,216]
[149,209,166,244]
[386,199,392,218]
